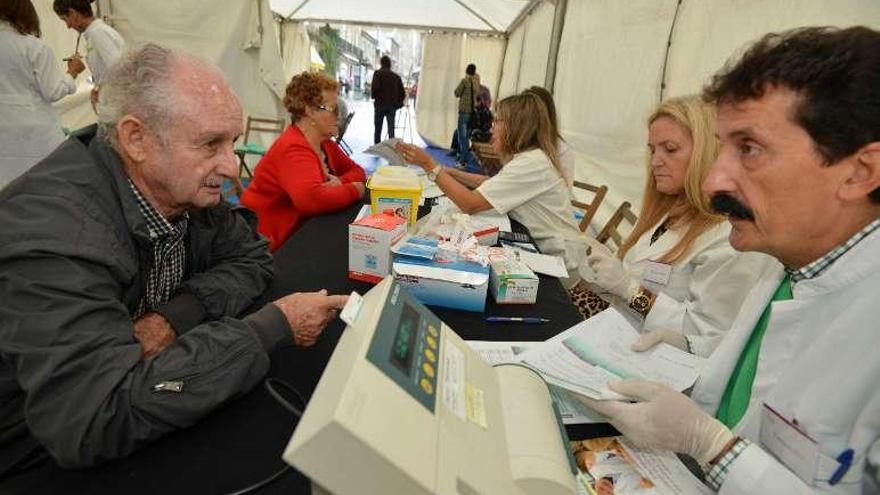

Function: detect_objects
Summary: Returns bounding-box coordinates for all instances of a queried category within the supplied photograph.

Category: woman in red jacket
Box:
[242,72,366,251]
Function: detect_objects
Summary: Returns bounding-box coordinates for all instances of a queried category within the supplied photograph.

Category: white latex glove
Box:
[580,379,733,466]
[584,237,638,300]
[631,330,689,353]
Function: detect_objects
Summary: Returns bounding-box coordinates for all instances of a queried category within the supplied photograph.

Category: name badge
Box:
[642,261,672,286]
[759,403,820,485]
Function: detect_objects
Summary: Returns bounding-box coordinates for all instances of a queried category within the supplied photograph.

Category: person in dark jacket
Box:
[0,43,348,476]
[370,55,405,144]
[454,63,480,169]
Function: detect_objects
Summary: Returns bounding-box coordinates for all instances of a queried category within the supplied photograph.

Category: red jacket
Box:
[241,125,366,251]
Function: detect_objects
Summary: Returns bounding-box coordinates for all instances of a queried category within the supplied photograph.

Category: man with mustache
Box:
[585,27,880,493]
[0,44,347,475]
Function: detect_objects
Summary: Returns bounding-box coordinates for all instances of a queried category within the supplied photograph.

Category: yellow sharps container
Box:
[367,166,423,226]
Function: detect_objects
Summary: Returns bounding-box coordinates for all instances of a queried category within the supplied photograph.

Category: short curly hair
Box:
[283,71,338,122]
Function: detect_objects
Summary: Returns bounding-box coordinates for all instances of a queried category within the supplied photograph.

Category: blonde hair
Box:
[617,95,723,264]
[494,93,563,178]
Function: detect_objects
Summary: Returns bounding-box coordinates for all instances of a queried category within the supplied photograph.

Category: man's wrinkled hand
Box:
[133,312,177,359]
[272,290,348,347]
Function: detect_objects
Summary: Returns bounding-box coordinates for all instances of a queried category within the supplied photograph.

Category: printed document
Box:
[516,309,705,400]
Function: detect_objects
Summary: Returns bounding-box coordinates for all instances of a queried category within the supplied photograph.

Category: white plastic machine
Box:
[283,277,578,495]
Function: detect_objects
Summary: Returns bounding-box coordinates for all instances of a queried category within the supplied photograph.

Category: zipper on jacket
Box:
[151,381,184,393]
[149,345,252,395]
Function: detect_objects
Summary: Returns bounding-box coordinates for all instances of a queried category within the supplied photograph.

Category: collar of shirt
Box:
[126,179,188,241]
[788,217,880,283]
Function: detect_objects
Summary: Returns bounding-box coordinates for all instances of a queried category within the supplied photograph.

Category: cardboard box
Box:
[392,253,489,312]
[349,213,407,284]
[489,258,539,304]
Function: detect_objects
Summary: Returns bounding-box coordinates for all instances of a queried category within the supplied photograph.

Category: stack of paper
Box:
[516,309,705,400]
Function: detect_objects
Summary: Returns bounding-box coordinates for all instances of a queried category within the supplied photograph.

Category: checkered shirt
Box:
[128,180,189,317]
[705,437,750,491]
[789,218,880,283]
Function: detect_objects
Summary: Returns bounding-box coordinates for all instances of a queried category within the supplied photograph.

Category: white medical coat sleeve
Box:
[29,42,75,102]
[477,152,557,215]
[720,444,816,495]
[642,246,768,357]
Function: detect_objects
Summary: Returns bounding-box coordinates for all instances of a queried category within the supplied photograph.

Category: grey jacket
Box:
[0,126,291,475]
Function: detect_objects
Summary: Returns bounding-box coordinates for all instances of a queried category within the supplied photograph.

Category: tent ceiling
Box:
[269,0,534,33]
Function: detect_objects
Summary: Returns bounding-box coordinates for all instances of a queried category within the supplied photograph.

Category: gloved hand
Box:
[631,329,689,353]
[580,379,734,466]
[583,237,638,301]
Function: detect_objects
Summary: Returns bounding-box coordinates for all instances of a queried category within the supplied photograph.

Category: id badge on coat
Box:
[759,403,820,485]
[642,261,672,286]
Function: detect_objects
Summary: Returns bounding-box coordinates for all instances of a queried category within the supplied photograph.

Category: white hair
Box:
[96,43,179,149]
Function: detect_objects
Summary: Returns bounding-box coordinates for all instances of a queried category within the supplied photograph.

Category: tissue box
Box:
[392,254,489,312]
[349,213,407,284]
[490,259,539,304]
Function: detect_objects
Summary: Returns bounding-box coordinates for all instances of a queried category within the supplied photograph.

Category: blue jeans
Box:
[457,111,472,164]
[374,106,397,143]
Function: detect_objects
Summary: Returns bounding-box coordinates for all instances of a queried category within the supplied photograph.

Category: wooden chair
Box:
[234,116,285,178]
[595,201,638,251]
[470,141,502,176]
[336,111,355,155]
[571,181,608,233]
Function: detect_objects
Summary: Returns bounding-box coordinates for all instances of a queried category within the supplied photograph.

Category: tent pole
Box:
[544,0,567,92]
[452,0,501,32]
[507,0,542,35]
[284,0,314,22]
[292,17,503,36]
[658,0,684,101]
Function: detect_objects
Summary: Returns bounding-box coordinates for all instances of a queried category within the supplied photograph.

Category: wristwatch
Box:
[427,164,441,182]
[628,286,655,317]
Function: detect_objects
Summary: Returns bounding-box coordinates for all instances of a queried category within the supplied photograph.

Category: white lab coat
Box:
[82,19,125,84]
[0,22,76,186]
[691,227,880,494]
[616,218,775,356]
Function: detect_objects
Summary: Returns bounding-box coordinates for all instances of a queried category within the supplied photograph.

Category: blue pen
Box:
[829,448,854,485]
[486,316,550,324]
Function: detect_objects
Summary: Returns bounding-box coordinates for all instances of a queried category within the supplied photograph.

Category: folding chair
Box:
[470,141,503,176]
[235,116,285,178]
[571,181,608,233]
[595,201,638,251]
[336,111,355,155]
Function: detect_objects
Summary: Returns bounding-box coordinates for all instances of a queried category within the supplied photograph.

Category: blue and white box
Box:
[392,253,490,312]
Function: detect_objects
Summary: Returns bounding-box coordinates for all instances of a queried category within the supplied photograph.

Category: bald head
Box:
[97,43,241,149]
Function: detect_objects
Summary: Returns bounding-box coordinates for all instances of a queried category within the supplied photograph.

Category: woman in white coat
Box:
[575,95,769,356]
[0,0,85,186]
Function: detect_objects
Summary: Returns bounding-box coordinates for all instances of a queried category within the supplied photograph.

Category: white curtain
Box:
[416,32,504,147]
[280,21,311,82]
[497,0,555,99]
[554,0,678,229]
[415,33,463,146]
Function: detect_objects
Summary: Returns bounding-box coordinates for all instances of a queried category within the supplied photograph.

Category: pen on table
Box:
[486,316,550,324]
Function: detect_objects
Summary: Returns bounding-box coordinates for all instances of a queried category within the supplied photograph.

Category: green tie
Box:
[715,274,793,429]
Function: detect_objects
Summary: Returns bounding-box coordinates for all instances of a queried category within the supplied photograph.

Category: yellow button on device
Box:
[426,335,437,349]
[420,378,434,394]
[424,348,436,362]
[422,362,435,378]
[428,325,438,337]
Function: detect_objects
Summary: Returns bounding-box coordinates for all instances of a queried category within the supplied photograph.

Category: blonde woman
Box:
[576,95,771,356]
[397,92,586,288]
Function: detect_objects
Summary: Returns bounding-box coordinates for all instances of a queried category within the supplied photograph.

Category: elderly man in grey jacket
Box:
[0,44,347,476]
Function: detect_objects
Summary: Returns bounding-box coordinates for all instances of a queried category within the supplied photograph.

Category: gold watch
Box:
[427,165,441,182]
[628,287,655,317]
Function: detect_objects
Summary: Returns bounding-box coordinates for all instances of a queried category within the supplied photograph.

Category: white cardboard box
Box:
[392,254,490,312]
[349,213,407,284]
[489,258,539,304]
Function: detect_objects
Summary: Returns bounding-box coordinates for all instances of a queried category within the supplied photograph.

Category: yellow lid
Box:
[367,166,423,192]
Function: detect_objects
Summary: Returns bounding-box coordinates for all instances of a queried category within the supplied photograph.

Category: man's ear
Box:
[116,116,149,163]
[840,142,880,202]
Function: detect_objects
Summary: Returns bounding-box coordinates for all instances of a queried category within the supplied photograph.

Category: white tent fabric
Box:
[497,0,554,98]
[415,33,505,146]
[270,0,532,33]
[280,21,312,81]
[541,0,880,232]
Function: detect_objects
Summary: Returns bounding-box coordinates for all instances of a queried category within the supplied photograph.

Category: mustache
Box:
[710,194,755,221]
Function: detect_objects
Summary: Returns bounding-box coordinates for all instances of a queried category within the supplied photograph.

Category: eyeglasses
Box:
[316,104,339,116]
